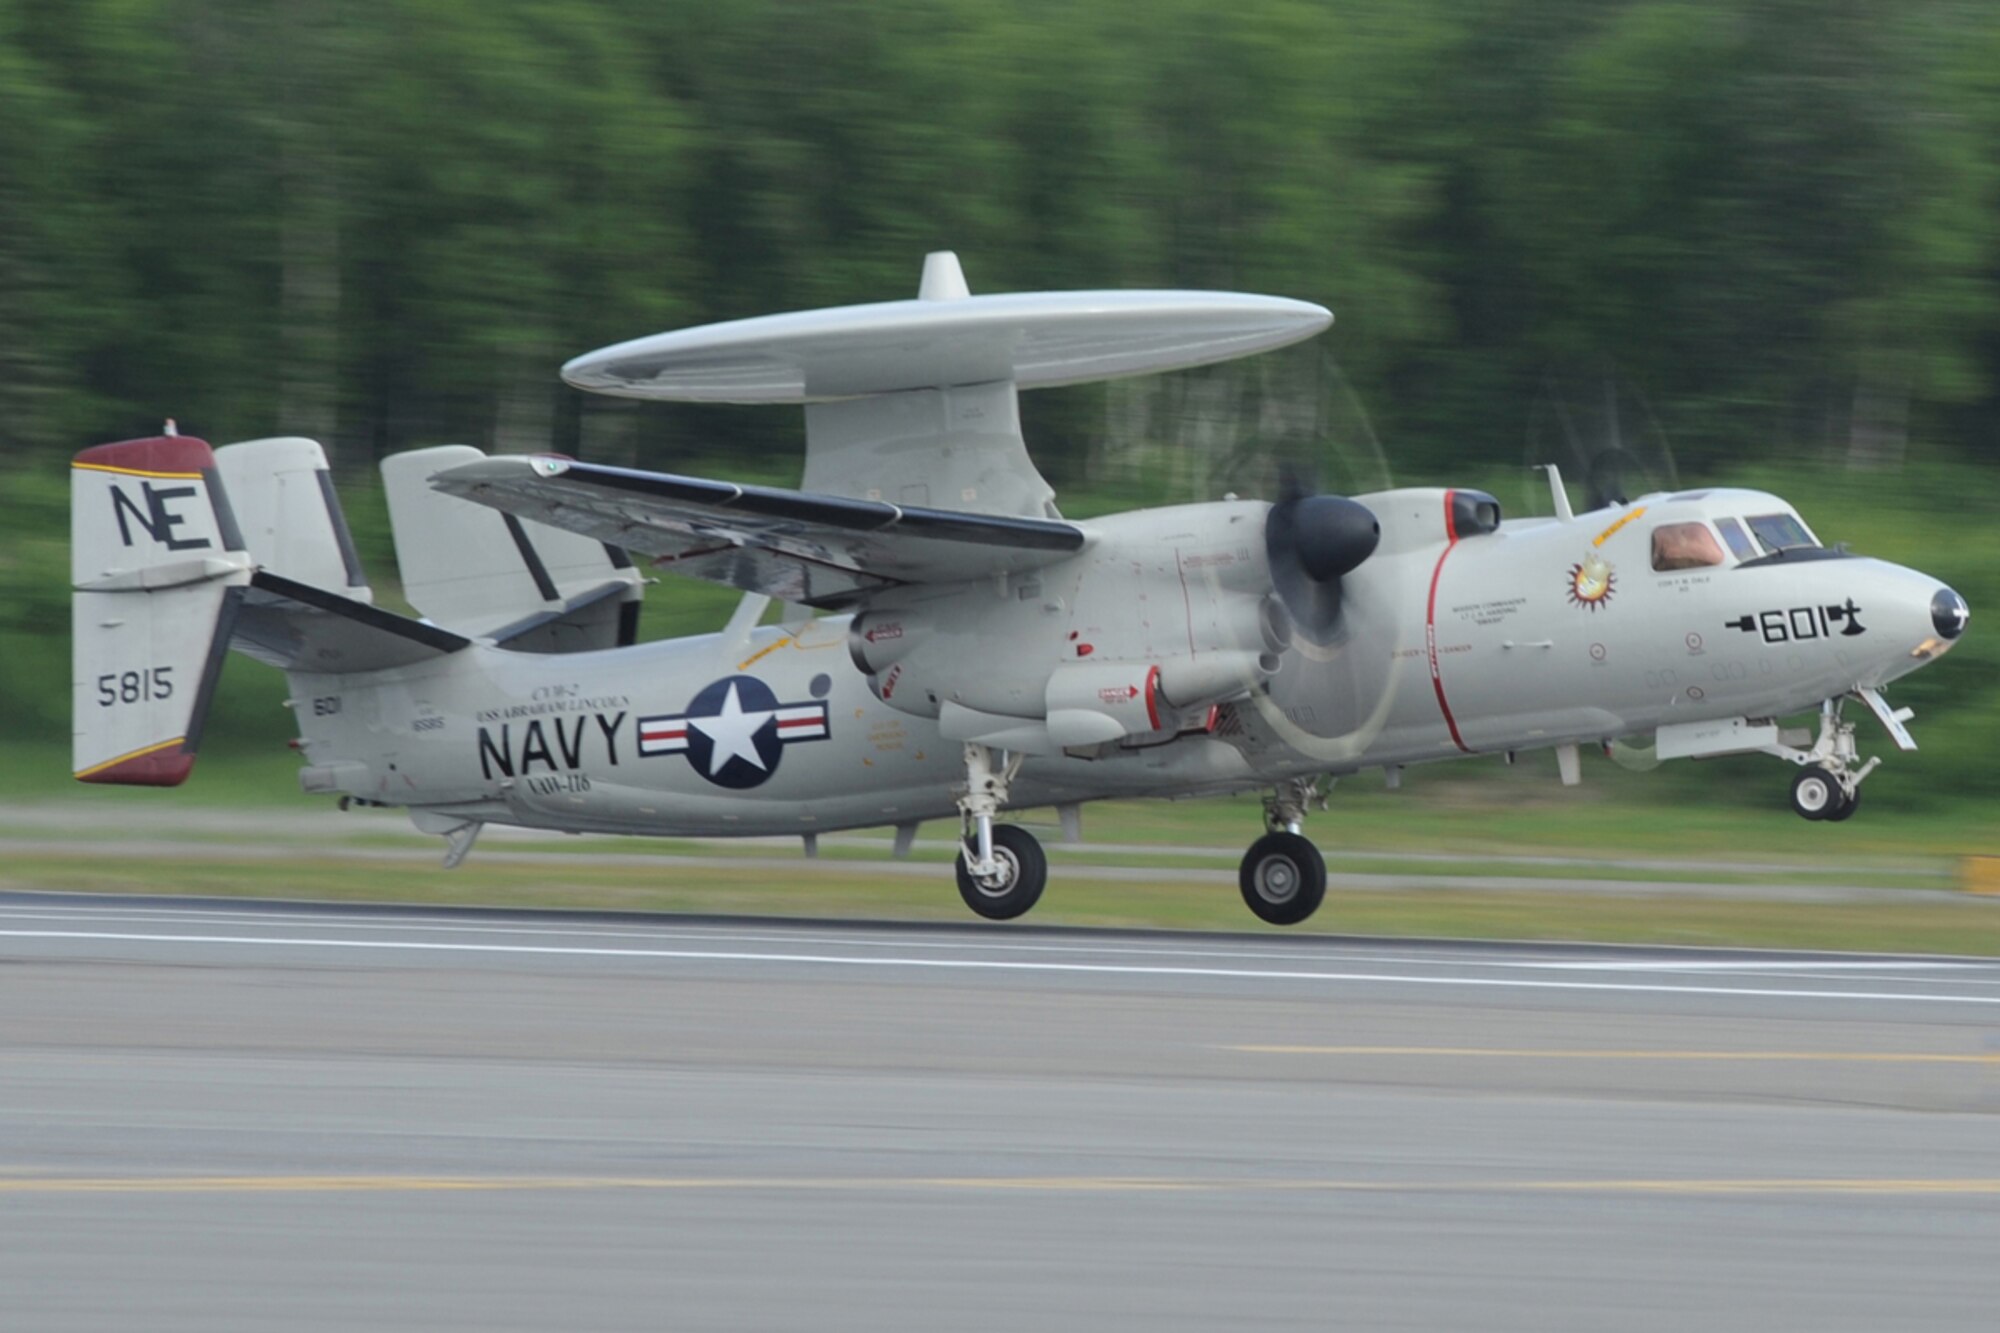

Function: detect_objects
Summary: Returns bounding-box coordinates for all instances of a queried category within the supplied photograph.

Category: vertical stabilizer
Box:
[71,435,254,784]
[213,437,370,598]
[382,445,643,650]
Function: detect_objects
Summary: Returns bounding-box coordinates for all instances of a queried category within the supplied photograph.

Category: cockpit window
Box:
[1713,516,1759,562]
[1745,512,1817,554]
[1651,522,1726,572]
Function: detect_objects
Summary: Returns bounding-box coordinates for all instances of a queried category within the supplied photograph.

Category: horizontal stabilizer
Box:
[430,454,1086,607]
[486,578,641,652]
[230,571,471,674]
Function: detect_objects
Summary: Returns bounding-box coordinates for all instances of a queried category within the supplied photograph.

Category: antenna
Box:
[918,251,970,302]
[1534,463,1574,521]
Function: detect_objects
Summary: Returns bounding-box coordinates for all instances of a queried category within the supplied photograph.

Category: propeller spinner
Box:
[1265,492,1379,645]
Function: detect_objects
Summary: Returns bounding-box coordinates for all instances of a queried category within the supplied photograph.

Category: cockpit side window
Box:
[1745,512,1817,554]
[1651,522,1726,572]
[1714,516,1759,562]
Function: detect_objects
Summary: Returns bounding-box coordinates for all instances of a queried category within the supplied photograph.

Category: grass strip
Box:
[6,851,1995,956]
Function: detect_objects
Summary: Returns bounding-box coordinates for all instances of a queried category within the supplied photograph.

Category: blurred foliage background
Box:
[2,0,1996,812]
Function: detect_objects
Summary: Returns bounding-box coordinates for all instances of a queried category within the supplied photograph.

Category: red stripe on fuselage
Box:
[1425,490,1472,754]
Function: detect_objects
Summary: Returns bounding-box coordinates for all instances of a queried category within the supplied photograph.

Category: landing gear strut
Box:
[955,743,1045,920]
[1779,698,1874,822]
[1239,778,1328,926]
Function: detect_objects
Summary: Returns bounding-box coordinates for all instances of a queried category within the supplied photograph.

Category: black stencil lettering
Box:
[595,711,625,766]
[553,716,585,769]
[110,482,210,551]
[477,725,513,780]
[518,719,555,772]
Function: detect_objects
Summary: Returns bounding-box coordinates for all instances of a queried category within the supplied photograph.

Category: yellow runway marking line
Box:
[1230,1045,2000,1065]
[0,1175,1197,1196]
[6,1175,2000,1197]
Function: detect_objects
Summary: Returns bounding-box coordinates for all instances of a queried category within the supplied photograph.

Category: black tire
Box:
[1824,784,1861,822]
[1789,765,1842,821]
[956,823,1047,921]
[1238,831,1327,926]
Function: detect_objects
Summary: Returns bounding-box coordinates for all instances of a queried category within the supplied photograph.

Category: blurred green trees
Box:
[3,0,1997,785]
[6,0,1996,476]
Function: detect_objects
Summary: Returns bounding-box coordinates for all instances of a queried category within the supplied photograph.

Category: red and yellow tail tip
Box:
[72,435,216,480]
[74,738,196,787]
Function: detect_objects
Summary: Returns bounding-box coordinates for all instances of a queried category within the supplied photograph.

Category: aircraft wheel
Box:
[1789,765,1843,821]
[956,823,1047,921]
[1823,784,1861,822]
[1238,831,1327,926]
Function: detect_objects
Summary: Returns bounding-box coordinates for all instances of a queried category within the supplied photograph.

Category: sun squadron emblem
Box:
[1566,551,1617,611]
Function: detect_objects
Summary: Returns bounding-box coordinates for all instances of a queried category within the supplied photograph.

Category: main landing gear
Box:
[955,743,1046,920]
[1239,778,1329,926]
[949,749,1336,926]
[1780,697,1876,823]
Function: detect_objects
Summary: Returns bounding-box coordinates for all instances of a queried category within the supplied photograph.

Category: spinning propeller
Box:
[1094,342,1385,647]
[1089,343,1402,761]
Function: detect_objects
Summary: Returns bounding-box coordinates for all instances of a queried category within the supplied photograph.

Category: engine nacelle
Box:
[1357,487,1501,558]
[848,500,1283,731]
[848,609,926,676]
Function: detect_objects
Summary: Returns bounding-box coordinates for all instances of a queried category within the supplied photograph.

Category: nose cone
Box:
[1931,586,1970,641]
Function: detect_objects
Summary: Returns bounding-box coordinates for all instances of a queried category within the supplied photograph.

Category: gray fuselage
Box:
[288,486,1955,837]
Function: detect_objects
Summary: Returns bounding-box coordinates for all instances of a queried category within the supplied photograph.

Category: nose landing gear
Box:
[1239,778,1329,925]
[1781,697,1876,822]
[1789,764,1860,822]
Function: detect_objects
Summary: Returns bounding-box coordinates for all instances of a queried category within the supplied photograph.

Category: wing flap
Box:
[430,455,1086,605]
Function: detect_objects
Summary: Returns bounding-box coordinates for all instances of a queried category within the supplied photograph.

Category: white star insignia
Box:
[688,681,775,777]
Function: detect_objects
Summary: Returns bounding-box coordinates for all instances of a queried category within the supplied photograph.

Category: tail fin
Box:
[212,437,371,600]
[71,435,253,785]
[381,445,642,652]
[208,437,471,674]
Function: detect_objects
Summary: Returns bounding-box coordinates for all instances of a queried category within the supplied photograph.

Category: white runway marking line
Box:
[2,906,1993,981]
[6,1173,2000,1197]
[6,927,2000,1005]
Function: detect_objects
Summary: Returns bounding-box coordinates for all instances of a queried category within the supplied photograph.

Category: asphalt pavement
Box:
[4,893,1998,1330]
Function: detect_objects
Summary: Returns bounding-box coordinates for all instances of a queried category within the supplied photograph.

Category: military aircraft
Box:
[71,253,1970,924]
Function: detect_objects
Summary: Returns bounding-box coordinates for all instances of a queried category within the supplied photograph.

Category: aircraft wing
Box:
[430,455,1087,607]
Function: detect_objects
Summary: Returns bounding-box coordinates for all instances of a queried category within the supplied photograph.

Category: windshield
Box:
[1713,516,1759,561]
[1745,512,1817,554]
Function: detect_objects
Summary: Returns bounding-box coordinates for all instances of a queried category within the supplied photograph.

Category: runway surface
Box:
[4,893,1999,1330]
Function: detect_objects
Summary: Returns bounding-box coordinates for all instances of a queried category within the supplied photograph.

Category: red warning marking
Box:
[1426,490,1472,754]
